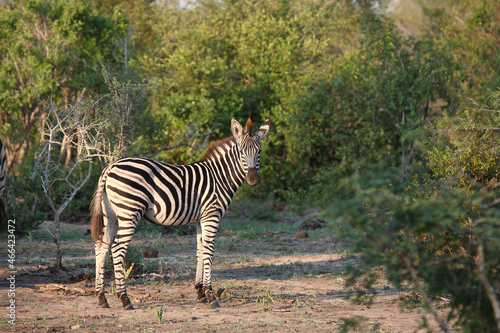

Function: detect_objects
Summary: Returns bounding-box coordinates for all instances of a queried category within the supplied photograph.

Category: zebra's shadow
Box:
[151,257,356,283]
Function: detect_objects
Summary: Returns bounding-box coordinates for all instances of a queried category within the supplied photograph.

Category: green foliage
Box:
[328,91,500,331]
[0,0,126,168]
[1,168,44,237]
[98,66,156,155]
[1,0,499,329]
[426,0,500,101]
[427,90,500,186]
[335,12,455,165]
[1,0,463,203]
[283,165,345,212]
[330,165,499,331]
[137,1,460,195]
[0,0,494,196]
[338,316,380,333]
[283,10,458,198]
[141,0,360,182]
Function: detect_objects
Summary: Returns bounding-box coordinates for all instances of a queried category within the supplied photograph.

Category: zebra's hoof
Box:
[123,303,134,310]
[119,293,134,310]
[98,302,110,308]
[97,293,110,308]
[209,300,220,308]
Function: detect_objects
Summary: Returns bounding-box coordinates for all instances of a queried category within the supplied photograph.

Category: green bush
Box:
[2,170,44,237]
[329,164,499,332]
[327,91,500,332]
[427,91,500,186]
[276,9,457,198]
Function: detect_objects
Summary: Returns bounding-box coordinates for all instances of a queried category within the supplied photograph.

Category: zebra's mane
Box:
[201,136,237,161]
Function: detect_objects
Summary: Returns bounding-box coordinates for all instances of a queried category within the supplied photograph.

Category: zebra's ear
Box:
[255,119,270,140]
[243,117,252,135]
[231,119,244,140]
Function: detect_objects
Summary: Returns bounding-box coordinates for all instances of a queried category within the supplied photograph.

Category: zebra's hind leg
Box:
[111,216,139,310]
[95,206,118,308]
[96,240,111,308]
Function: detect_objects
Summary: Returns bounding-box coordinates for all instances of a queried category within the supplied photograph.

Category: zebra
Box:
[90,118,269,309]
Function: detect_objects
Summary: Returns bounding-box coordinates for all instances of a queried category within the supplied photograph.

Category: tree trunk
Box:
[53,211,63,270]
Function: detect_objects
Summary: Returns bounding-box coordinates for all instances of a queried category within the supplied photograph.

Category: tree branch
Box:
[146,123,217,158]
[401,252,450,333]
[477,240,500,331]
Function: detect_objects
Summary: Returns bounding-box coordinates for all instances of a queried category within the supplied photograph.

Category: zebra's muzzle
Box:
[246,168,259,186]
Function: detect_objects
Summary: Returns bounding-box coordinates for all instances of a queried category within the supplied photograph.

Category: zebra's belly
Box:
[144,206,200,226]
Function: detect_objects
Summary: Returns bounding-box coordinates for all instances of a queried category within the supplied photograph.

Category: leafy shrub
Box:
[427,91,500,186]
[329,165,499,332]
[328,91,500,332]
[1,169,44,238]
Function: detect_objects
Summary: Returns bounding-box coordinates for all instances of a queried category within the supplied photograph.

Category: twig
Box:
[292,212,318,229]
[146,124,217,158]
[43,223,55,238]
[263,231,284,237]
[401,253,450,333]
[270,308,291,312]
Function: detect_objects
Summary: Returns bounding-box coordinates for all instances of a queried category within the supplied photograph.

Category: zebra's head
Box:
[231,118,270,186]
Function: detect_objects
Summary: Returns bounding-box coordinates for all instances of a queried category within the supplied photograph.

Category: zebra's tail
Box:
[90,164,113,242]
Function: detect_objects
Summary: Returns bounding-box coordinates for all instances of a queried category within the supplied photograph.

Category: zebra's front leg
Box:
[195,222,207,303]
[198,215,221,308]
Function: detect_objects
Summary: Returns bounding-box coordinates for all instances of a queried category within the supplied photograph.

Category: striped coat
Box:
[91,118,269,309]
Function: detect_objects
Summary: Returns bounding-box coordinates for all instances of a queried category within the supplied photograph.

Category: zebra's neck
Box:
[201,138,247,194]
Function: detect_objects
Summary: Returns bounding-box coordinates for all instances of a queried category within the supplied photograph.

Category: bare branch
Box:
[146,123,217,158]
[34,95,121,269]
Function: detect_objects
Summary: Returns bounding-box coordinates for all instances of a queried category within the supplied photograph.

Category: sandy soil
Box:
[0,219,447,332]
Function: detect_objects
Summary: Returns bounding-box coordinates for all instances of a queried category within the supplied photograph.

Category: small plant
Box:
[143,259,164,274]
[124,263,135,280]
[294,298,314,307]
[72,303,88,312]
[338,316,380,333]
[152,304,165,324]
[347,290,376,306]
[399,291,424,309]
[255,288,275,310]
[108,282,115,295]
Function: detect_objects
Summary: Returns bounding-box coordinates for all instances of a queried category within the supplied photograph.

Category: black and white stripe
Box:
[91,118,269,309]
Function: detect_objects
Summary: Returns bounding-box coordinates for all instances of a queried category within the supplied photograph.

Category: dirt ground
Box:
[0,208,448,332]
